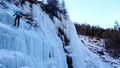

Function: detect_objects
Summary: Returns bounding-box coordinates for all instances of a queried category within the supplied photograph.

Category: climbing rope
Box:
[13,27,37,68]
[22,29,37,68]
[13,27,18,68]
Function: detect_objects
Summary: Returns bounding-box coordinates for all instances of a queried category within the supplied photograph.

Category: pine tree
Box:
[47,0,59,7]
[60,0,67,15]
[27,0,37,3]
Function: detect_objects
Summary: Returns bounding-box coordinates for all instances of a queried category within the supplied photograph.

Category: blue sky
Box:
[65,0,120,28]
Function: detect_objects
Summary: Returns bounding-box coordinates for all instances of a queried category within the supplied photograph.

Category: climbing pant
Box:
[14,15,21,27]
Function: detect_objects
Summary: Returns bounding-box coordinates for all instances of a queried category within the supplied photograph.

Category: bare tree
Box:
[114,21,120,31]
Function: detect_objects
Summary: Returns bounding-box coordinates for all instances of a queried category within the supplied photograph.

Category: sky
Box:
[64,0,120,28]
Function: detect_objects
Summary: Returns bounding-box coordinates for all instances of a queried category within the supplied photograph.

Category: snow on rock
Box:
[0,1,115,68]
[79,35,120,68]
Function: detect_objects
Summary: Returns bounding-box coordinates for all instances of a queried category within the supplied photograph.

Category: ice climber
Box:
[13,11,22,27]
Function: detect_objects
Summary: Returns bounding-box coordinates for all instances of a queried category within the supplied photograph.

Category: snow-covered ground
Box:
[79,35,120,68]
[0,0,116,68]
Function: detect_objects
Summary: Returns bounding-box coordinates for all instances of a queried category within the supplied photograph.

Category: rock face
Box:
[0,1,114,68]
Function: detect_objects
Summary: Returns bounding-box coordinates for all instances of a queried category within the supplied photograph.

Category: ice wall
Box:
[0,1,67,68]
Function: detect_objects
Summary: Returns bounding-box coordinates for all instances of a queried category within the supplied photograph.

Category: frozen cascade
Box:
[0,1,114,68]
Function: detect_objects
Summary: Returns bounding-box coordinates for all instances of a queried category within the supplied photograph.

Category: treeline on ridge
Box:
[75,23,120,58]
